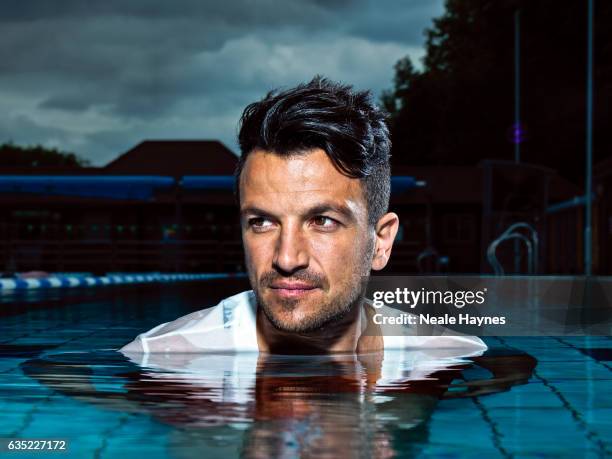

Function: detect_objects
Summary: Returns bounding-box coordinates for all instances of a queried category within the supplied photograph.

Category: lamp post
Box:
[514,8,521,164]
[584,0,594,276]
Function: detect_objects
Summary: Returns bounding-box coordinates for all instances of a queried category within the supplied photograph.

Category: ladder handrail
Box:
[487,231,534,275]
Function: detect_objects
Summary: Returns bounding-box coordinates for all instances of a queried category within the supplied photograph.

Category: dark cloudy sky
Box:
[1,0,444,165]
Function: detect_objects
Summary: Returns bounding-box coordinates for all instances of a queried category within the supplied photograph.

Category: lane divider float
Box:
[0,273,245,290]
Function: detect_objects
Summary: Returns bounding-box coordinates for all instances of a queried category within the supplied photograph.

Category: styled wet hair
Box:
[235,76,391,226]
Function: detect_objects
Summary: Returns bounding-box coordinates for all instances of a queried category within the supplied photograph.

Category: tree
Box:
[0,142,90,168]
[385,0,611,183]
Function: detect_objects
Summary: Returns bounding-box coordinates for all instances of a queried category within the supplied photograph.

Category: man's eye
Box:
[248,217,274,230]
[311,216,338,229]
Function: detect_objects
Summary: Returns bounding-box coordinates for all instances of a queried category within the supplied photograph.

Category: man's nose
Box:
[273,222,309,274]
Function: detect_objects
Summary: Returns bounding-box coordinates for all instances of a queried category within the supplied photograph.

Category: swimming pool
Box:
[1,280,610,458]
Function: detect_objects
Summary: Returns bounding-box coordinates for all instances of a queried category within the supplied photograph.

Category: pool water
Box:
[1,281,611,458]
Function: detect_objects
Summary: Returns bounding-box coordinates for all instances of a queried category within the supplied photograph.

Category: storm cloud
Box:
[0,0,444,165]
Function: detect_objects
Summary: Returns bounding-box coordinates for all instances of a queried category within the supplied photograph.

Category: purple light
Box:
[507,122,528,144]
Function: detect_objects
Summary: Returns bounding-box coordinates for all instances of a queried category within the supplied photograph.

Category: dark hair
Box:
[235,76,391,226]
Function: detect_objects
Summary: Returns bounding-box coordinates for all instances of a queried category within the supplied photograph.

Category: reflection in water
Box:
[22,348,536,458]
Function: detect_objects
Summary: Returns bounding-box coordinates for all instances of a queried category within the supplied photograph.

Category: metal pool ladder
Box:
[487,222,539,275]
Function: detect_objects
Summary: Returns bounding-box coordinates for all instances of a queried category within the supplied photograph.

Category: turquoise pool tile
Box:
[497,337,567,349]
[100,419,174,459]
[512,444,599,459]
[485,407,579,431]
[523,347,589,362]
[478,388,564,409]
[419,443,504,458]
[534,361,612,380]
[551,381,612,409]
[0,411,34,436]
[561,337,612,346]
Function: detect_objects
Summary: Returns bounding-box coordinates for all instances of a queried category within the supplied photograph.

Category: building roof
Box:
[0,176,174,200]
[0,175,420,203]
[104,140,238,176]
[392,162,580,204]
[392,165,482,204]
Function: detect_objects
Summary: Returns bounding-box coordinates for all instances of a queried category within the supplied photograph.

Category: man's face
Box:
[239,148,374,333]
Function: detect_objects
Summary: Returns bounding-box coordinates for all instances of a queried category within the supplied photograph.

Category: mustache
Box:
[260,270,328,289]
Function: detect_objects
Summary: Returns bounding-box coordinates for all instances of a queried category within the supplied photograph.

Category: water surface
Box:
[1,282,610,458]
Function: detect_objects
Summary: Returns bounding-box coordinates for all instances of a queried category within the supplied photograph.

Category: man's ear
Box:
[371,212,399,271]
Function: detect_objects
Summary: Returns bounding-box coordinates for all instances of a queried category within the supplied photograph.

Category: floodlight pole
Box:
[513,9,521,273]
[514,8,521,164]
[584,0,594,276]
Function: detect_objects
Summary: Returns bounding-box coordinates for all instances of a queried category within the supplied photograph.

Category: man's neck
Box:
[255,301,383,354]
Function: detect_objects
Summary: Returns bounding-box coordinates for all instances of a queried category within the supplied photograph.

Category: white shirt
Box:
[120,290,488,354]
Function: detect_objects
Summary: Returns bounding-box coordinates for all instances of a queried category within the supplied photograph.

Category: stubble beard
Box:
[254,274,369,334]
[250,236,375,334]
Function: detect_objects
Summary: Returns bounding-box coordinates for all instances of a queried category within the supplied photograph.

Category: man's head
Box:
[236,77,398,334]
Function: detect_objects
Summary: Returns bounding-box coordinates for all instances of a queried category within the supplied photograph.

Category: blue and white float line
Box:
[0,273,245,290]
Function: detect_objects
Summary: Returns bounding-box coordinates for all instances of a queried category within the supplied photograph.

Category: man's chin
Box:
[263,300,317,329]
[254,285,361,333]
[265,312,334,334]
[262,301,354,334]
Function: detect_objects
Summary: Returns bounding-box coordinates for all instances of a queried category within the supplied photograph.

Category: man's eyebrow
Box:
[304,203,356,221]
[240,203,357,221]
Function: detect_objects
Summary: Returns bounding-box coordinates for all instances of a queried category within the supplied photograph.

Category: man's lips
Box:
[268,282,320,298]
[269,282,318,290]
